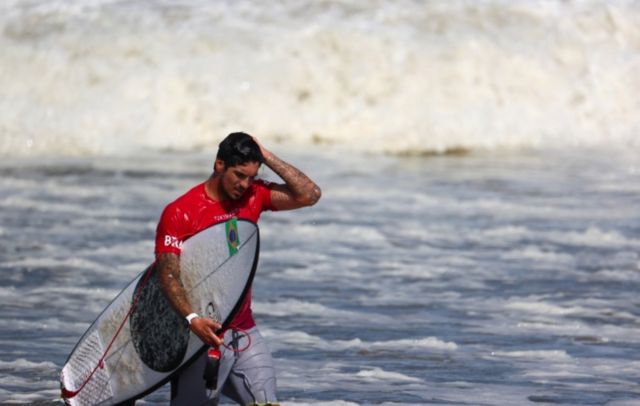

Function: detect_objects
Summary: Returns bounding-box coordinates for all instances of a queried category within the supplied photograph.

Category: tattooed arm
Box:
[254,138,322,210]
[156,252,223,347]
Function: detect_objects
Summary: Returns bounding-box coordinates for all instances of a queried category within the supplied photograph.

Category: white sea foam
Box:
[500,245,575,264]
[274,358,538,405]
[433,289,640,348]
[489,349,571,361]
[253,299,363,320]
[2,256,106,273]
[549,227,640,249]
[1,0,639,156]
[591,268,640,282]
[0,374,49,388]
[0,358,57,370]
[504,299,581,316]
[263,329,457,352]
[0,388,61,404]
[275,358,427,399]
[355,367,422,383]
[0,317,88,334]
[513,321,639,344]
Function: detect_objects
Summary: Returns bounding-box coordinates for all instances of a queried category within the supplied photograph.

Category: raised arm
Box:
[156,252,223,347]
[255,138,322,211]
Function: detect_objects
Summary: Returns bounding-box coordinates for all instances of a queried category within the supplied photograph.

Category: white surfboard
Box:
[60,218,259,406]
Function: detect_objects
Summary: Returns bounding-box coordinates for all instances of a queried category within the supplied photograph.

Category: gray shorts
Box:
[170,327,278,406]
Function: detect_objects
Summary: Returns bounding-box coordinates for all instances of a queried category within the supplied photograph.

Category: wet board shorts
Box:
[170,327,278,406]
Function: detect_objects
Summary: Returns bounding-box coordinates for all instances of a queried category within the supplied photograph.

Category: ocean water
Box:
[1,1,640,405]
[1,147,639,405]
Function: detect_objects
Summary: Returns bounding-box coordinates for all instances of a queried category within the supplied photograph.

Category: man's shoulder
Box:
[252,178,275,191]
[163,183,206,212]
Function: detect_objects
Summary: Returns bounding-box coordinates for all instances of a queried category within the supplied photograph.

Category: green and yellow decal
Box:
[225,218,240,256]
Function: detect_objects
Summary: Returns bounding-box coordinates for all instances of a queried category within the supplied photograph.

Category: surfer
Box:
[154,132,321,406]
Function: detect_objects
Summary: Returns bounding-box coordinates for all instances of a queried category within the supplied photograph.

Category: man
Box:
[155,132,321,405]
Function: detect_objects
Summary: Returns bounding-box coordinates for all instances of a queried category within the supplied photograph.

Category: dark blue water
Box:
[1,148,639,405]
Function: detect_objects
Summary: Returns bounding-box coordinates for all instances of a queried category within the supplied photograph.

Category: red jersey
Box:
[155,179,277,329]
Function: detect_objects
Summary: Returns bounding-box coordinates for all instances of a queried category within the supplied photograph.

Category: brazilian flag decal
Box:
[225,218,240,256]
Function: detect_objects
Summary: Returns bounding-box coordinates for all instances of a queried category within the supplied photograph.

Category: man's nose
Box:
[239,178,251,189]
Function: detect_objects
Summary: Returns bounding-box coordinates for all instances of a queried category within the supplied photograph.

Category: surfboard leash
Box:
[61,265,157,401]
[221,325,252,353]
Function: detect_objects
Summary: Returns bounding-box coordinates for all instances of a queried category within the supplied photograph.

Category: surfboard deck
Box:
[60,219,259,406]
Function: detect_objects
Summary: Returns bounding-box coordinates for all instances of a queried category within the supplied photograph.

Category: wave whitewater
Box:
[1,0,639,156]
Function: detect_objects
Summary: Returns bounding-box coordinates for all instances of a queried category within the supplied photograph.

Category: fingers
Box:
[209,333,223,348]
[190,317,223,347]
[201,317,222,331]
[251,135,271,159]
[202,318,223,347]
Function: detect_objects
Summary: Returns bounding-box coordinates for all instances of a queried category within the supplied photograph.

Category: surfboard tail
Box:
[60,329,114,406]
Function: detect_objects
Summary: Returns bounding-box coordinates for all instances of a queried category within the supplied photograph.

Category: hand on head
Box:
[250,135,271,161]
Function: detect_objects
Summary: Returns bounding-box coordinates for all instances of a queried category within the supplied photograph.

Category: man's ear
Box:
[214,159,225,174]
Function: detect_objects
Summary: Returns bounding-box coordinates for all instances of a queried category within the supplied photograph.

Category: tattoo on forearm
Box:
[157,253,191,317]
[265,153,321,205]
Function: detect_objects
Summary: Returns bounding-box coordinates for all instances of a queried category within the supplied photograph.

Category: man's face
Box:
[218,160,260,200]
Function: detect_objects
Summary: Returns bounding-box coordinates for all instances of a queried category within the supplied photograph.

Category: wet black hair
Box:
[216,132,264,168]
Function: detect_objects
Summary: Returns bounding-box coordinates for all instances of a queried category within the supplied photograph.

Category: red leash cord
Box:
[219,326,252,353]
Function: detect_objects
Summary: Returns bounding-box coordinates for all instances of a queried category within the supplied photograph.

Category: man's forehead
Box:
[229,161,260,174]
